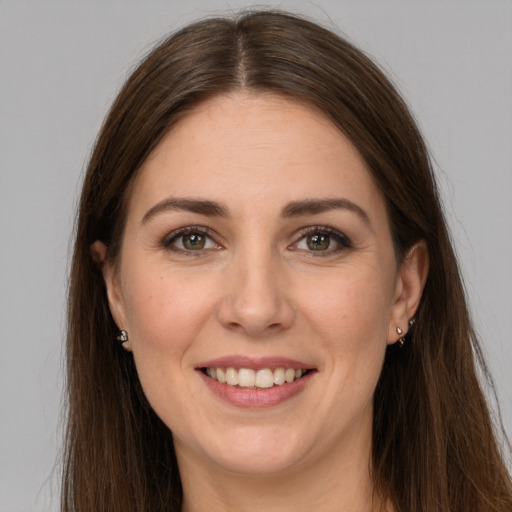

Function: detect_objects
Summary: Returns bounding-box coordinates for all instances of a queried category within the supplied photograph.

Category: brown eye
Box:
[182,233,206,250]
[164,228,218,252]
[306,233,331,251]
[293,227,352,255]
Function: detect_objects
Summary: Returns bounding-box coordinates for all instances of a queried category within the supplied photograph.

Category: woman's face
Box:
[99,93,424,478]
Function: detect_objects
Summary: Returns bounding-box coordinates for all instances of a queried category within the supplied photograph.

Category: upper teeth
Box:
[205,367,305,388]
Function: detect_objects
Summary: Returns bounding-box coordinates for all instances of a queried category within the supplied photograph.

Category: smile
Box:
[204,367,309,389]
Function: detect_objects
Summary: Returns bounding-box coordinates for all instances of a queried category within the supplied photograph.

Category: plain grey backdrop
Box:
[1,1,511,510]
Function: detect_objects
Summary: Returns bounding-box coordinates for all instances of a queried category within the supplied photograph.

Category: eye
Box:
[303,233,331,251]
[293,227,352,254]
[163,227,220,253]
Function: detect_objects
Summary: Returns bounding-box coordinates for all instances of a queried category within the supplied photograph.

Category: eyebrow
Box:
[141,196,370,226]
[141,197,229,224]
[282,198,371,225]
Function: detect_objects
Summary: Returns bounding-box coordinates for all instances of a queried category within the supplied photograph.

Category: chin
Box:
[210,448,304,477]
[187,425,310,477]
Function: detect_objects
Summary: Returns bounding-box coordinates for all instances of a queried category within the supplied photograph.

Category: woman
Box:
[63,9,512,512]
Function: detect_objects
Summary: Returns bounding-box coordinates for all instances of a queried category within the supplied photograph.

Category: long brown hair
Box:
[63,10,512,511]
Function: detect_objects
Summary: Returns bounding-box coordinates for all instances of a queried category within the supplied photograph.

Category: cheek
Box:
[121,265,217,358]
[304,266,393,399]
[119,267,218,425]
[304,268,393,349]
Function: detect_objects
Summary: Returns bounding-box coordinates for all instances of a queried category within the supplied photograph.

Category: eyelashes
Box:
[162,225,353,256]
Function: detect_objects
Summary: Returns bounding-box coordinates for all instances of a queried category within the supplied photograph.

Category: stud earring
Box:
[396,327,406,348]
[116,330,131,352]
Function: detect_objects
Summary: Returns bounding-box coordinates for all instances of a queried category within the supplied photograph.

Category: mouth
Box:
[202,366,313,389]
[196,356,317,407]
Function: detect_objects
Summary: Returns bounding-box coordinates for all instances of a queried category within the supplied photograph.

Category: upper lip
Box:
[196,355,314,370]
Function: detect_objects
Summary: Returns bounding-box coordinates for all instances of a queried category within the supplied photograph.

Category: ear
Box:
[90,240,131,349]
[387,241,429,344]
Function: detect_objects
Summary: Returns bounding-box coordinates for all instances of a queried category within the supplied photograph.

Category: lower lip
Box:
[198,370,315,408]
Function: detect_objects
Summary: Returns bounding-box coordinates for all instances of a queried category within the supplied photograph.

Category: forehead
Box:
[128,93,386,221]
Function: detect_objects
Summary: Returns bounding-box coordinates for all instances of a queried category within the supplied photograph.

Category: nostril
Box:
[216,289,295,336]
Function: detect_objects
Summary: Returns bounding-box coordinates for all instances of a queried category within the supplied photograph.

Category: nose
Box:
[216,248,295,337]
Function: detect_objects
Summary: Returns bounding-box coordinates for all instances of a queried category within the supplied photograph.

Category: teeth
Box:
[238,368,255,387]
[216,368,226,384]
[205,366,308,388]
[285,368,296,383]
[274,367,285,385]
[225,367,239,386]
[255,369,274,388]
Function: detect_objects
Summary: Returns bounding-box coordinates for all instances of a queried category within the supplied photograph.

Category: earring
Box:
[409,318,416,328]
[116,330,131,352]
[396,327,406,348]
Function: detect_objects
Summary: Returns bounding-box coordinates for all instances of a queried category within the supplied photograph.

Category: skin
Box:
[93,93,428,511]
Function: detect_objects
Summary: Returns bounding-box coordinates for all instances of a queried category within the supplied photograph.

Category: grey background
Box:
[1,1,511,510]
